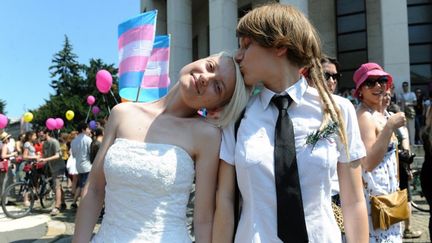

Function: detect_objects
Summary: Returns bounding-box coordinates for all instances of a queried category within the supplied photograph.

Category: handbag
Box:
[370,189,409,230]
[331,201,345,233]
[0,159,8,173]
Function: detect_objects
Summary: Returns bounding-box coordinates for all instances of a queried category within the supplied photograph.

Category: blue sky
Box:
[0,0,140,119]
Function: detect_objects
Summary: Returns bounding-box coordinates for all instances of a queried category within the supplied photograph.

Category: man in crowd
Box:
[39,129,66,216]
[70,122,92,209]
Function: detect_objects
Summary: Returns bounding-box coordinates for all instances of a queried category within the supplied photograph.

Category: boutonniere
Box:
[305,121,339,149]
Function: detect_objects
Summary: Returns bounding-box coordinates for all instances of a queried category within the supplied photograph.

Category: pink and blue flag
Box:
[118,10,169,102]
[136,35,171,102]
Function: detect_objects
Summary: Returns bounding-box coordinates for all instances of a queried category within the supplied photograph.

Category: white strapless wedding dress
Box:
[91,138,195,243]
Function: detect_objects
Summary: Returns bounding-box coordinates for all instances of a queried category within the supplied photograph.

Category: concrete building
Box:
[140,0,431,96]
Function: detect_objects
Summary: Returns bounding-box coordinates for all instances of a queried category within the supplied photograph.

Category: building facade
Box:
[140,0,431,95]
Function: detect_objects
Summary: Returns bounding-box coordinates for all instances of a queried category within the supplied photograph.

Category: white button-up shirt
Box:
[220,77,366,243]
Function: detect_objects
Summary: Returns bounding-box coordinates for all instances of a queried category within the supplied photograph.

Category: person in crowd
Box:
[59,133,70,186]
[34,131,44,158]
[399,81,417,145]
[21,131,39,179]
[321,56,341,94]
[15,133,25,155]
[66,131,79,196]
[213,4,368,243]
[90,127,104,164]
[382,91,422,239]
[39,129,66,216]
[21,131,40,206]
[354,62,406,242]
[321,55,345,238]
[70,123,92,210]
[420,108,432,238]
[414,88,425,145]
[0,132,18,194]
[73,52,250,243]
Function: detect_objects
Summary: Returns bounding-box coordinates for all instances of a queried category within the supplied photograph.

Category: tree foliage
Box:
[30,35,119,132]
[0,99,6,115]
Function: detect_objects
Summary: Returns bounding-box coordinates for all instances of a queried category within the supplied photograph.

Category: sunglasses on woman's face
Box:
[364,77,388,88]
[324,72,341,81]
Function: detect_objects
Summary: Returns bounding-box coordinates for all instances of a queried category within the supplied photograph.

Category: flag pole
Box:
[85,106,91,122]
[110,90,119,104]
[103,95,111,114]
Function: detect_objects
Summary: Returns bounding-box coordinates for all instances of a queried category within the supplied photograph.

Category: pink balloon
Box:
[0,114,8,129]
[87,95,96,106]
[96,70,113,94]
[55,118,64,129]
[45,118,57,130]
[92,106,100,115]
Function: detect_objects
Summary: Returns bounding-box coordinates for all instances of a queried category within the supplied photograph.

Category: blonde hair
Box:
[210,51,251,128]
[237,3,349,155]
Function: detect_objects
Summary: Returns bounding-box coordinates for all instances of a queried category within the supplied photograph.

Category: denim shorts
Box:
[78,172,90,188]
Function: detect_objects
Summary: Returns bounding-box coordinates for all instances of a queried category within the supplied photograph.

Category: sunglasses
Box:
[324,72,341,81]
[363,76,388,88]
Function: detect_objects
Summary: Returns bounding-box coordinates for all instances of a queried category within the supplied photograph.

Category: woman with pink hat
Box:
[354,62,406,242]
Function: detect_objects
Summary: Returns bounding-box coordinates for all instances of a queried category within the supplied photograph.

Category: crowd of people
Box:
[0,122,104,216]
[0,2,431,243]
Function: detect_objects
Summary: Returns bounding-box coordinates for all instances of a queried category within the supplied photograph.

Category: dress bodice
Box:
[92,138,195,243]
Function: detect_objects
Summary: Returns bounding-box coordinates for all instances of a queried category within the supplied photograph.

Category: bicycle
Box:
[1,161,55,219]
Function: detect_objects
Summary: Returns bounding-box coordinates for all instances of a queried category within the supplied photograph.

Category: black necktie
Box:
[272,95,308,243]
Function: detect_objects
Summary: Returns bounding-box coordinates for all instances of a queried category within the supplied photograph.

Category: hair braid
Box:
[309,58,349,157]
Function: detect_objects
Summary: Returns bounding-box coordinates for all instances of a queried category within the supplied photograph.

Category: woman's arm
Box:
[194,127,221,243]
[338,160,368,243]
[212,160,236,243]
[357,111,405,171]
[72,106,119,243]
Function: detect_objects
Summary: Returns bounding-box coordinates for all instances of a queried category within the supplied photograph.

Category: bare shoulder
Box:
[191,119,222,141]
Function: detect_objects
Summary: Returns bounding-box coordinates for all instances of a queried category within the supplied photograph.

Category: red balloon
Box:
[45,118,57,130]
[87,95,96,106]
[96,70,113,94]
[55,118,64,129]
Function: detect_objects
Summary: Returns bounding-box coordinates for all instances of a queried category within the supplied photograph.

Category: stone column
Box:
[367,0,410,92]
[279,0,309,16]
[167,0,192,87]
[141,0,167,35]
[309,0,337,56]
[209,0,238,54]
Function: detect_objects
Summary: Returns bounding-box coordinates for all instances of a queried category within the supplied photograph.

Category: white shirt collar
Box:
[259,76,308,110]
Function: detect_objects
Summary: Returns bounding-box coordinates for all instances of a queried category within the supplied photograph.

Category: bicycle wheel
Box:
[410,170,430,212]
[39,178,55,208]
[1,182,35,219]
[411,201,430,212]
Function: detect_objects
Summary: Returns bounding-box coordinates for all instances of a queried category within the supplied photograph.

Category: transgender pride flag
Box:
[118,10,159,102]
[137,35,171,102]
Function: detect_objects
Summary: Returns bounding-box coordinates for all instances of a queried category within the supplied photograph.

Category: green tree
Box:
[0,99,6,114]
[30,37,119,132]
[49,35,85,96]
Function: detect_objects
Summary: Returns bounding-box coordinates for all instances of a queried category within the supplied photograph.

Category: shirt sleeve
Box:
[219,122,236,165]
[337,97,366,163]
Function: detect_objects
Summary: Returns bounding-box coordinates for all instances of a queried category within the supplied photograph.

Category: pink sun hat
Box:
[353,62,393,98]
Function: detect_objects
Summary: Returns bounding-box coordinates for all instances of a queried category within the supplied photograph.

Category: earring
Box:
[197,108,207,118]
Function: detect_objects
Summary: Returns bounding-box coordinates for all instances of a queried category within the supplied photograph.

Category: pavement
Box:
[0,193,429,243]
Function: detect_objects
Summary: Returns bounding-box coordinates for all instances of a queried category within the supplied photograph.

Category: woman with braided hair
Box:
[213,3,368,243]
